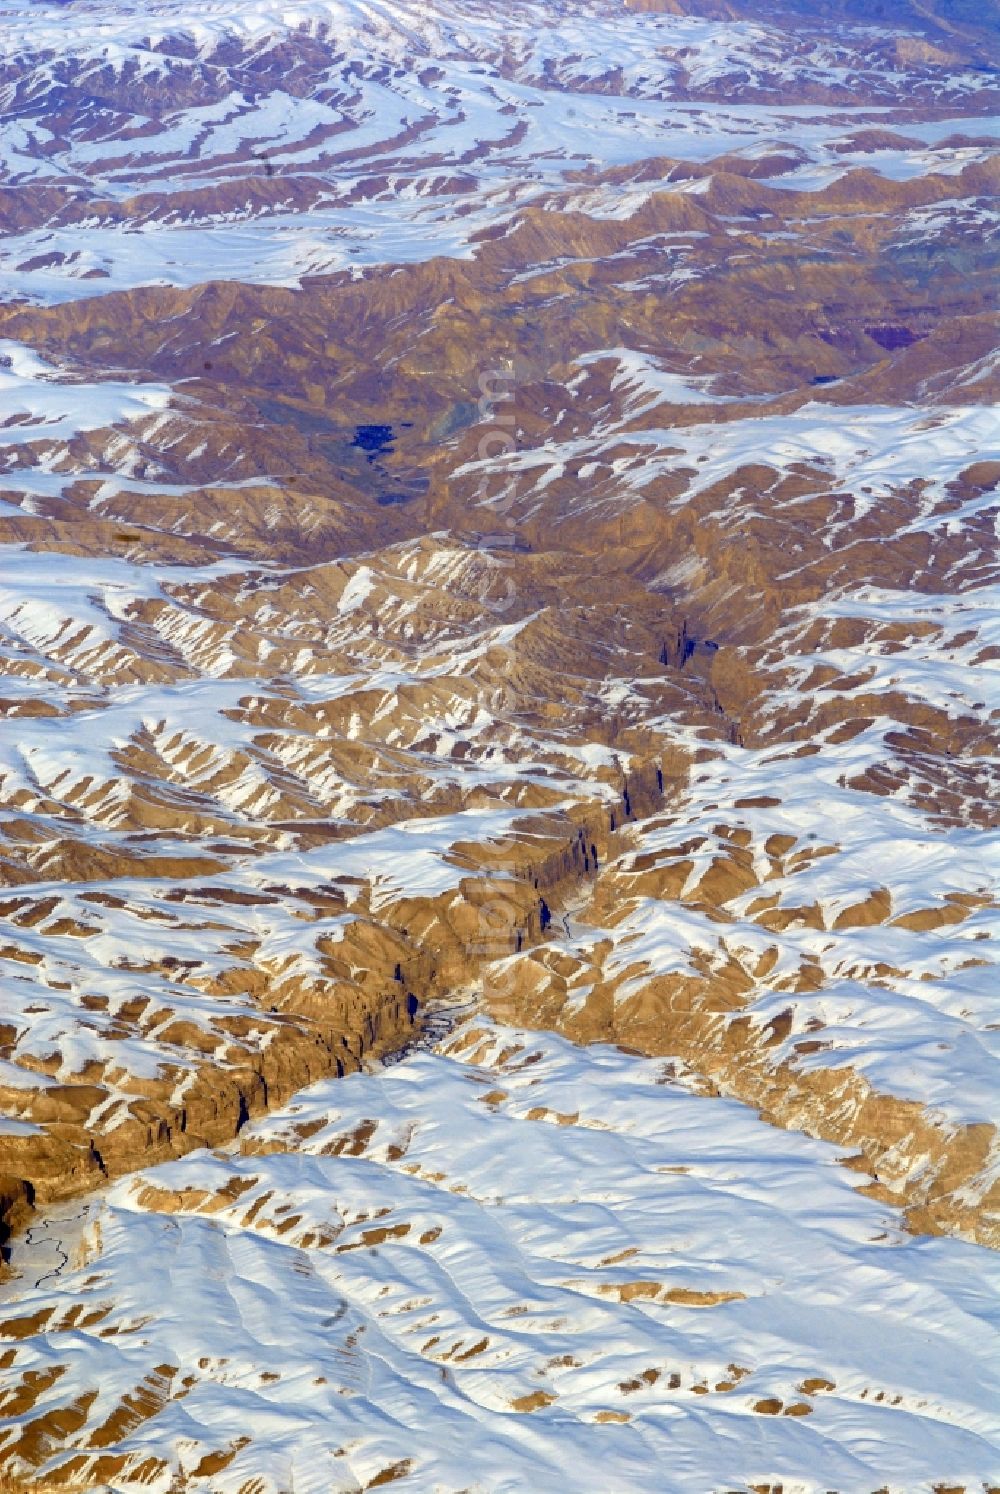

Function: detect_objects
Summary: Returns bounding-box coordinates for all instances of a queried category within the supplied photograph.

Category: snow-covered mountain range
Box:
[0,0,997,1489]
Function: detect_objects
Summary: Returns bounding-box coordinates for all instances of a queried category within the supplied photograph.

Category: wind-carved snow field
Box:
[0,0,997,300]
[590,725,999,1124]
[464,350,1000,530]
[0,340,173,439]
[2,1018,999,1494]
[0,326,997,1483]
[0,0,998,1488]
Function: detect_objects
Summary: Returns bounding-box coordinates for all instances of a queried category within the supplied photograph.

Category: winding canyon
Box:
[0,0,998,1488]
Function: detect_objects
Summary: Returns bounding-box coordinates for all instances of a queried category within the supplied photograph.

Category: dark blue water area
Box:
[352,424,396,460]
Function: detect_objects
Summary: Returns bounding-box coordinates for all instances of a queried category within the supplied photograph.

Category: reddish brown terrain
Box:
[0,0,997,1488]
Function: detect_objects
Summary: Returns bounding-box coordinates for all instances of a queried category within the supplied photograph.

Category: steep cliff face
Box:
[0,0,997,1487]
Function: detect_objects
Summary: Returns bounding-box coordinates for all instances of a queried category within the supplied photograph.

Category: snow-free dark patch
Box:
[352,424,395,458]
[865,325,920,351]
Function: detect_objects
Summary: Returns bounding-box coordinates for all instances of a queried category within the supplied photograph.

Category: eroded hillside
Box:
[0,0,997,1489]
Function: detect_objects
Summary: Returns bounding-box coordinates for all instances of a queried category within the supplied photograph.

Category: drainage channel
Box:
[1,1194,101,1303]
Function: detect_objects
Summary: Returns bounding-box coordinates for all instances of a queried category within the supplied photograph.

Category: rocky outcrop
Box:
[0,0,996,1280]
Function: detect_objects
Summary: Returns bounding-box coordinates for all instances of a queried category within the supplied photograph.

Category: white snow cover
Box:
[589,720,999,1130]
[0,0,994,301]
[0,1,996,1488]
[1,1017,998,1492]
[463,367,1000,530]
[0,340,172,440]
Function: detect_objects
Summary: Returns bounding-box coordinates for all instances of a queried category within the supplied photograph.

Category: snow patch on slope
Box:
[1,1017,997,1492]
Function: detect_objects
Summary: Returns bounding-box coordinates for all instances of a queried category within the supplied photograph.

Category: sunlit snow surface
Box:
[2,1017,998,1493]
[0,0,997,300]
[0,340,173,438]
[0,0,998,1487]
